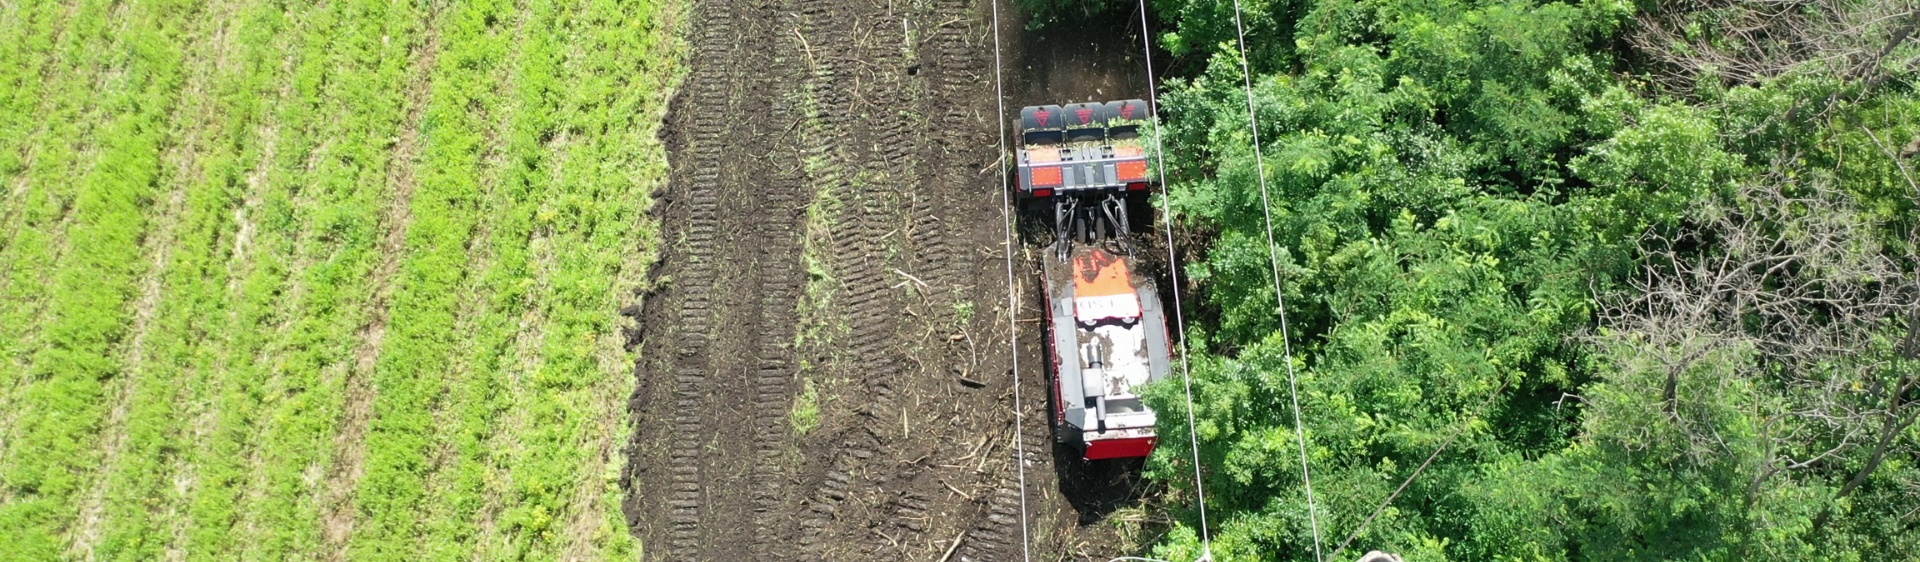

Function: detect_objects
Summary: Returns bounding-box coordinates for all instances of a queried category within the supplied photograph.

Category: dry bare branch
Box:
[1598,168,1920,508]
[1631,0,1920,98]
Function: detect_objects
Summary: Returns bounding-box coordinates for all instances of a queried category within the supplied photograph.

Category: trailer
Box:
[1015,100,1155,199]
[1016,99,1173,461]
[1017,100,1157,245]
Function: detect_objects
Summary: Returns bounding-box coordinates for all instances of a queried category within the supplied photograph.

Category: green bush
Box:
[1139,0,1920,559]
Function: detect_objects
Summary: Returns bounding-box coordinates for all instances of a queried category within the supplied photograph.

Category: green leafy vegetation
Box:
[792,378,822,435]
[0,0,681,558]
[0,1,196,557]
[1138,0,1920,559]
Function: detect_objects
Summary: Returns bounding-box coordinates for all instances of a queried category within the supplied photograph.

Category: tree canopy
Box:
[1112,0,1920,559]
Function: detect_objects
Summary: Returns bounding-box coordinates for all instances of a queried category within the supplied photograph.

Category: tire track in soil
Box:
[646,4,728,555]
[631,0,1124,556]
[764,0,1050,557]
[686,0,801,548]
[789,0,907,555]
[842,3,989,555]
[623,0,803,554]
[742,11,810,548]
[917,0,982,290]
[318,13,441,557]
[956,419,1051,561]
[745,133,803,562]
[858,8,959,554]
[915,0,1047,558]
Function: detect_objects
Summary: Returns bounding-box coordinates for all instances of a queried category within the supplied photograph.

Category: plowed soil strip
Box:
[627,0,1141,556]
[626,0,810,553]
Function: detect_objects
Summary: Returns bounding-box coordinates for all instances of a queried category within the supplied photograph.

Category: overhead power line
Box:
[1134,1,1216,559]
[985,0,1034,558]
[1224,0,1326,560]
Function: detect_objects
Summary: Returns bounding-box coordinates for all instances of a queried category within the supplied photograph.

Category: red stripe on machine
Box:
[1084,436,1158,460]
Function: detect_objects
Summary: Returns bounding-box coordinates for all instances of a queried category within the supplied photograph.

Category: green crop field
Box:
[0,0,682,559]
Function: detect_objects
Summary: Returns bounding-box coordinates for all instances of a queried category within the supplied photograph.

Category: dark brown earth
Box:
[621,0,1169,559]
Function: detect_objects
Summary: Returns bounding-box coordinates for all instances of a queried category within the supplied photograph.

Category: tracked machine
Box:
[1016,100,1173,461]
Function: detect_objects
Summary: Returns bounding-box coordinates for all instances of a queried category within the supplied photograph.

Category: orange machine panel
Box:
[1071,249,1134,298]
[1031,166,1063,187]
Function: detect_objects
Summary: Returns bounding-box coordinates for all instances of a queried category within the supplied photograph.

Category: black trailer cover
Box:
[1021,105,1066,132]
[1021,105,1066,145]
[1062,102,1106,142]
[1104,99,1151,138]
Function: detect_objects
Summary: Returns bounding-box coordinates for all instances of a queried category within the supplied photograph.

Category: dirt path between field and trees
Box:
[623,0,1166,558]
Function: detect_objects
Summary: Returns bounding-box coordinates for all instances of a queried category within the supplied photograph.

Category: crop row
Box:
[78,0,300,559]
[0,0,198,558]
[0,0,678,558]
[219,1,431,558]
[341,0,676,557]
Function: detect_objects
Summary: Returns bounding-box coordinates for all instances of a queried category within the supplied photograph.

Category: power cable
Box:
[1218,8,1517,560]
[1139,5,1519,561]
[1134,2,1213,559]
[986,0,1034,558]
[1224,0,1325,559]
[1326,377,1512,562]
[1221,2,1328,556]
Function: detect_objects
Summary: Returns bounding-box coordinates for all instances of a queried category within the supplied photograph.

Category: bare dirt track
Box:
[623,0,1164,559]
